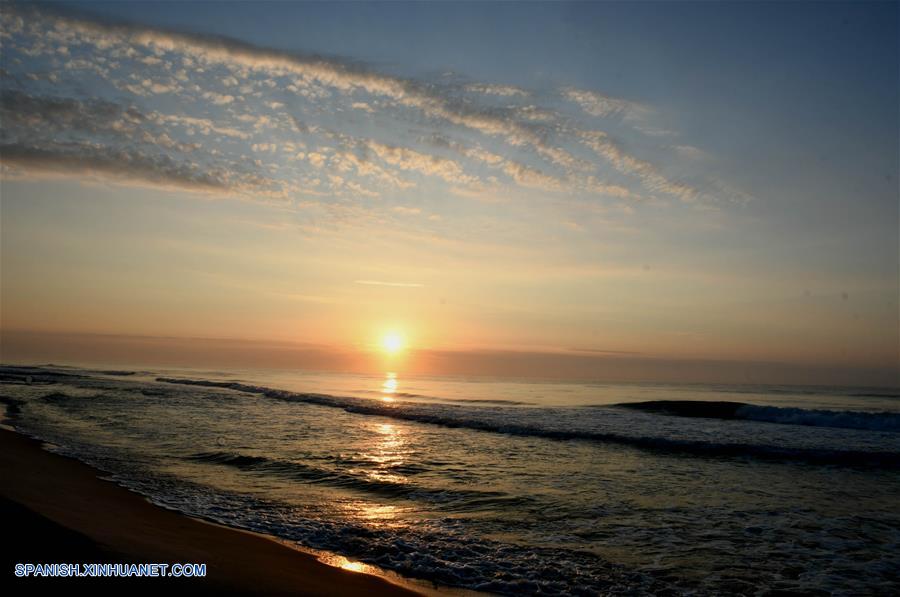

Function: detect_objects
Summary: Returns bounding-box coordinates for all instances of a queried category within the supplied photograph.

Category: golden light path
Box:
[318,554,374,574]
[381,372,398,401]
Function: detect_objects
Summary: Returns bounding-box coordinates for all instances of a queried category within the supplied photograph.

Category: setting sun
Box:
[381,332,405,354]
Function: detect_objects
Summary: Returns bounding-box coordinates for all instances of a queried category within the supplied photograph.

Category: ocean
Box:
[1,364,898,595]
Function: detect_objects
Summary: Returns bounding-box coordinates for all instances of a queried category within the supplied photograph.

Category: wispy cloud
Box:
[465,83,530,98]
[0,3,747,212]
[354,280,425,288]
[562,87,651,123]
[578,131,700,203]
[0,89,286,197]
[0,141,229,193]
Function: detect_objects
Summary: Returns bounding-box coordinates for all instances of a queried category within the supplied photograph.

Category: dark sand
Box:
[0,428,422,595]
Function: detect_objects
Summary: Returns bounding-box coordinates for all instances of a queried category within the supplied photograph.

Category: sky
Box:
[0,1,897,385]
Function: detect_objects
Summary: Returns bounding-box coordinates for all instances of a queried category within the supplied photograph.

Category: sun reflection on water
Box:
[381,371,397,401]
[319,554,375,574]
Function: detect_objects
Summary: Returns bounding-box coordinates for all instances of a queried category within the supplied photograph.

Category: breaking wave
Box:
[617,400,900,432]
[159,378,900,468]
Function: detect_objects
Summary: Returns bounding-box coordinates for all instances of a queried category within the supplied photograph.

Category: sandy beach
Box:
[0,428,422,595]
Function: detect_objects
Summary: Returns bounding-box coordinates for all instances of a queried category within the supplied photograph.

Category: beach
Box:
[0,428,421,595]
[2,1,897,594]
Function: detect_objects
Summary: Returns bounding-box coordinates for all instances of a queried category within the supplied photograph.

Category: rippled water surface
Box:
[2,364,899,595]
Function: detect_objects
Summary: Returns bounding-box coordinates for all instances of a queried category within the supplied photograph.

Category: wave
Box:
[186,450,526,508]
[124,469,651,596]
[0,395,26,417]
[672,382,900,400]
[617,400,900,432]
[159,378,900,468]
[739,404,900,431]
[40,392,82,403]
[0,364,86,384]
[381,391,531,405]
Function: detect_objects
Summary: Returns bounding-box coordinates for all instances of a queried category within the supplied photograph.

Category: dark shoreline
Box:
[0,428,423,595]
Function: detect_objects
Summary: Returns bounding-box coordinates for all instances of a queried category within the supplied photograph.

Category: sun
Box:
[381,332,405,354]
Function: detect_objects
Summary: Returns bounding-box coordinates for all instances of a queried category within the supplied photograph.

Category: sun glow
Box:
[381,332,405,354]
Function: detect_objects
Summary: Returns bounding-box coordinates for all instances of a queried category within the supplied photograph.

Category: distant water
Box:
[2,364,899,594]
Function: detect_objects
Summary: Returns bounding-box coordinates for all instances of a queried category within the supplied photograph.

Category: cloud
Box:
[465,83,529,97]
[150,112,251,140]
[422,134,568,193]
[344,180,379,197]
[5,5,580,175]
[354,279,424,288]
[502,161,565,192]
[578,131,699,202]
[568,347,644,355]
[201,91,235,105]
[0,89,286,197]
[332,150,413,189]
[364,140,475,185]
[672,145,707,160]
[563,87,651,123]
[0,3,744,210]
[0,90,143,135]
[0,141,229,192]
[306,152,328,168]
[392,206,422,215]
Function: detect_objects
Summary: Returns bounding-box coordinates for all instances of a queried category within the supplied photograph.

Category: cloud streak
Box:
[355,280,425,288]
[0,3,745,211]
[0,141,228,192]
[563,88,651,123]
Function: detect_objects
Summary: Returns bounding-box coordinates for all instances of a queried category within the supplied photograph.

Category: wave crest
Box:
[617,400,900,432]
[158,378,900,468]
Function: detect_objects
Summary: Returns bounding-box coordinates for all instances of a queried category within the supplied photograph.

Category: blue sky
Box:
[1,1,897,383]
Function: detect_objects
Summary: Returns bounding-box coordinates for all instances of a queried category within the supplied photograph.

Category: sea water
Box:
[1,364,898,594]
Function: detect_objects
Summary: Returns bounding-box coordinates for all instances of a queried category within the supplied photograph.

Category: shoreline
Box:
[0,427,427,595]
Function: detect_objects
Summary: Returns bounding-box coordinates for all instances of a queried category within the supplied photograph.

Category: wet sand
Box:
[0,428,422,595]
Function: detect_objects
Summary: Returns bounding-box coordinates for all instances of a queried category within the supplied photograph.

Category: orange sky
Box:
[0,3,897,387]
[2,329,896,387]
